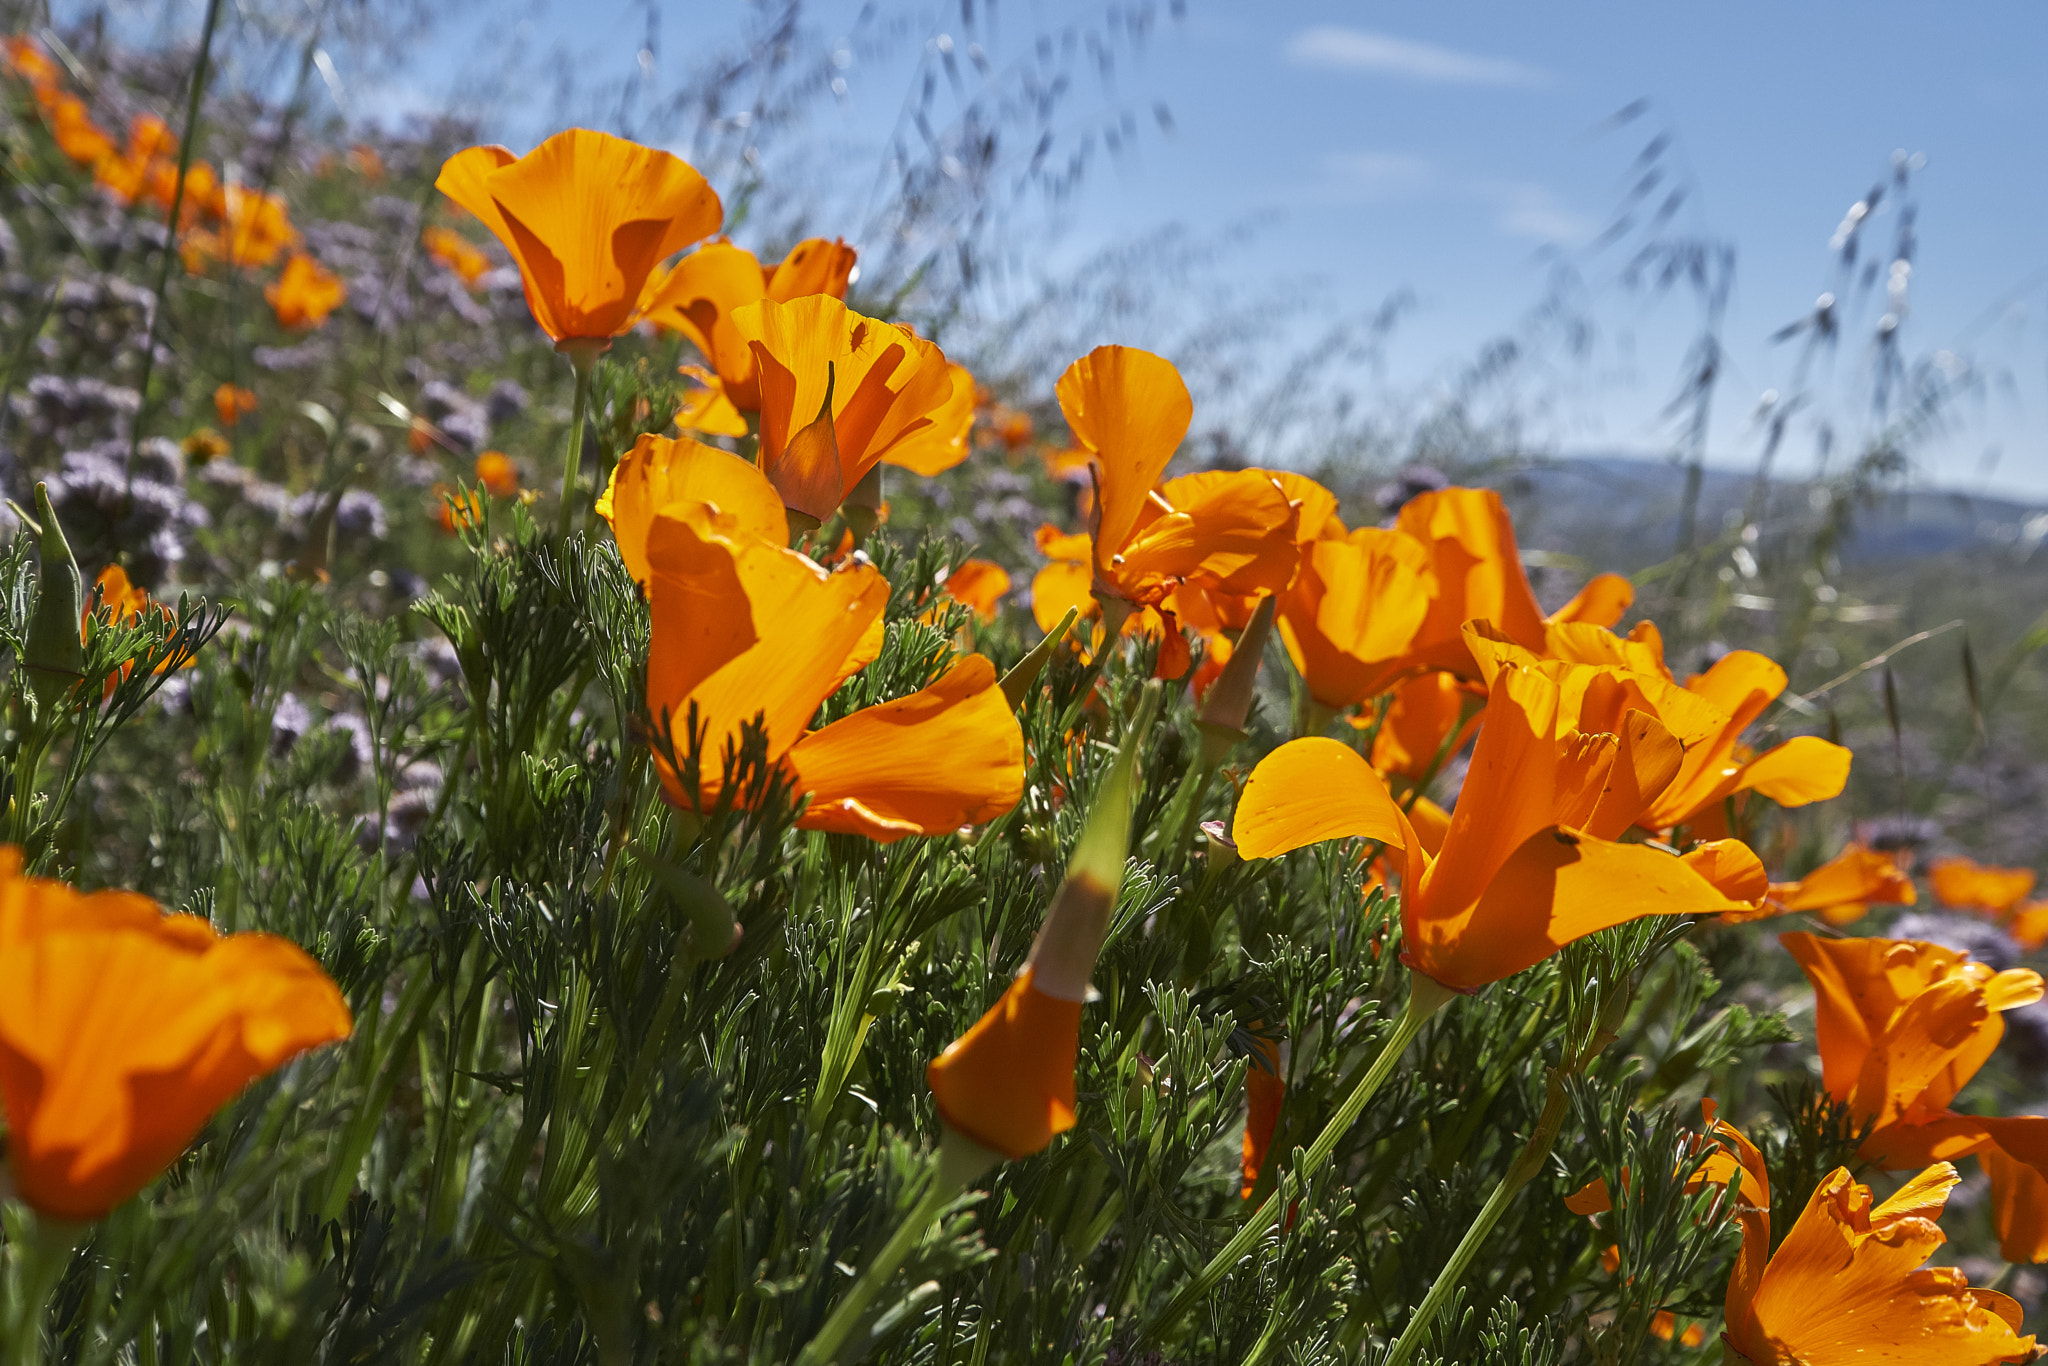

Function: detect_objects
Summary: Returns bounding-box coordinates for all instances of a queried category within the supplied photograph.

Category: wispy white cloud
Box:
[1478,182,1597,244]
[1284,26,1550,88]
[1324,151,1436,199]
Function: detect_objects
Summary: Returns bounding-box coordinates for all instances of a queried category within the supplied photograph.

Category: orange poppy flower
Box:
[630,456,1022,840]
[265,253,347,331]
[181,185,296,273]
[1636,652,1852,830]
[0,850,351,1221]
[47,93,115,168]
[474,451,521,498]
[642,237,859,410]
[436,129,722,345]
[432,484,483,535]
[1274,525,1436,712]
[1054,347,1299,627]
[730,295,954,523]
[882,361,977,476]
[421,225,492,288]
[4,35,61,90]
[927,691,1151,1158]
[213,383,256,428]
[1547,571,1635,628]
[941,559,1011,621]
[1235,641,1759,992]
[145,158,223,223]
[1783,932,2043,1164]
[1724,1158,2031,1365]
[1724,844,1918,926]
[1379,486,1550,679]
[1928,858,2037,917]
[2008,902,2048,952]
[347,143,384,181]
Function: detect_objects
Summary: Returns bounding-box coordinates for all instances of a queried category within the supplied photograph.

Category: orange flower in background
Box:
[182,428,229,462]
[643,237,860,410]
[731,295,954,523]
[432,484,482,535]
[347,143,384,181]
[181,184,296,272]
[265,253,347,330]
[1275,525,1436,712]
[421,225,491,288]
[213,383,256,428]
[1367,671,1482,781]
[1783,932,2042,1163]
[1053,346,1299,626]
[1240,1031,1285,1199]
[145,158,223,223]
[4,34,62,90]
[48,93,115,168]
[1235,641,1759,992]
[1636,651,1852,831]
[1381,486,1549,679]
[882,361,977,476]
[437,129,722,345]
[1725,843,1918,926]
[671,364,750,439]
[636,460,1023,840]
[941,558,1011,621]
[0,849,351,1221]
[597,432,789,588]
[1547,571,1636,628]
[474,451,521,498]
[1724,1159,2031,1366]
[1929,858,2037,918]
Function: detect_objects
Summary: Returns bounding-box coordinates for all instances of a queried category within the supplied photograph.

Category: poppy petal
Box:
[1055,346,1193,561]
[1232,737,1411,860]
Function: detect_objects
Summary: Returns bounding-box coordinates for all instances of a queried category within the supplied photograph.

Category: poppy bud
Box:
[1194,593,1276,767]
[22,484,83,711]
[638,851,740,959]
[927,683,1160,1160]
[842,465,882,545]
[1000,606,1079,710]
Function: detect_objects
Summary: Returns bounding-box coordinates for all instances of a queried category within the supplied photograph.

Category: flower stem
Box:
[555,342,603,539]
[796,1130,995,1366]
[1381,1067,1573,1366]
[1140,973,1455,1347]
[1,1212,82,1366]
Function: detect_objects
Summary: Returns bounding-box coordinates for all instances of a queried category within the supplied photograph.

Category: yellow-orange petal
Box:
[1681,839,1770,905]
[943,559,1011,620]
[1276,527,1437,711]
[1054,346,1193,559]
[1031,559,1096,634]
[784,655,1025,841]
[1392,487,1548,676]
[1548,572,1634,627]
[1239,1030,1285,1200]
[1410,829,1745,993]
[884,361,977,476]
[763,236,857,302]
[1929,858,2038,916]
[1232,737,1412,861]
[641,242,768,401]
[926,967,1082,1160]
[1734,735,1853,808]
[598,433,787,588]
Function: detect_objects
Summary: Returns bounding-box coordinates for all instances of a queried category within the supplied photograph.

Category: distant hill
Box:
[1482,454,2048,571]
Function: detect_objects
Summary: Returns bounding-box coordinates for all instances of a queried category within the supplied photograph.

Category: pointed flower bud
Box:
[927,684,1160,1160]
[1195,592,1275,767]
[23,483,83,711]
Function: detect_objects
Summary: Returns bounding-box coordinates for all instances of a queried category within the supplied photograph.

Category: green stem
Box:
[1381,1068,1573,1366]
[795,1131,995,1366]
[556,343,603,539]
[1141,973,1456,1346]
[1,1213,82,1366]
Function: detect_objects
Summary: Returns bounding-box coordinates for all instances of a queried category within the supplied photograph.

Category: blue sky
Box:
[94,0,2048,498]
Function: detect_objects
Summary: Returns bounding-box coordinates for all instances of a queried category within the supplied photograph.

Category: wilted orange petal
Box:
[784,655,1024,840]
[926,967,1081,1160]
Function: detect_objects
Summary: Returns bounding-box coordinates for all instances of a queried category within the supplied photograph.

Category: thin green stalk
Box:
[556,342,604,538]
[1141,973,1457,1346]
[127,0,224,473]
[1382,1069,1573,1366]
[795,1132,994,1366]
[1,1213,81,1366]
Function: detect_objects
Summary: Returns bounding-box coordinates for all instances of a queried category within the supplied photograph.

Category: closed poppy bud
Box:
[927,685,1160,1161]
[0,850,352,1221]
[22,484,83,711]
[1195,593,1276,766]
